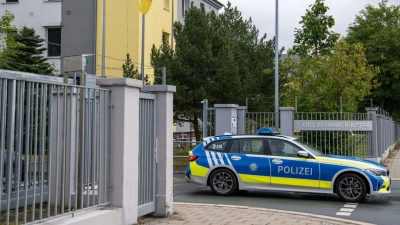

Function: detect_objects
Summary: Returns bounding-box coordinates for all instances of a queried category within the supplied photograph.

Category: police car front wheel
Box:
[209,169,237,196]
[335,173,367,203]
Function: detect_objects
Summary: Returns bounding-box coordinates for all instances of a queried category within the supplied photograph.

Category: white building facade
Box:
[178,0,224,23]
[1,0,62,73]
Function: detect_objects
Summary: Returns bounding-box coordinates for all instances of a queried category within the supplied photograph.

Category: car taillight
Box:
[189,155,200,162]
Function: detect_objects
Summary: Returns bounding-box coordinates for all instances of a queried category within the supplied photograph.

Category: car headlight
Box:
[365,168,387,176]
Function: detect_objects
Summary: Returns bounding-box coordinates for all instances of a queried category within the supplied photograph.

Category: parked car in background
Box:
[185,128,391,203]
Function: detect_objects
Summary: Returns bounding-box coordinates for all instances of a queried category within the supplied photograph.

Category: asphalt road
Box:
[173,174,400,225]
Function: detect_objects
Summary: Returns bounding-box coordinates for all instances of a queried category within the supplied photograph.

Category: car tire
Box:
[335,173,367,203]
[209,169,237,196]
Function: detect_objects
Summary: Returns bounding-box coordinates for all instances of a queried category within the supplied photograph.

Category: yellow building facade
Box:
[95,0,177,79]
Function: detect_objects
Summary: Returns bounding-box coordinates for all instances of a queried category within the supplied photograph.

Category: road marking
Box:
[336,203,358,216]
[336,212,352,216]
[344,204,357,208]
[340,208,354,212]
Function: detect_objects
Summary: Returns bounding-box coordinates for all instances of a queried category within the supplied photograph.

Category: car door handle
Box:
[231,156,241,161]
[272,159,283,164]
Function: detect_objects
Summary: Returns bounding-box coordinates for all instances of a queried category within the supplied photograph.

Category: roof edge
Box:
[204,0,224,10]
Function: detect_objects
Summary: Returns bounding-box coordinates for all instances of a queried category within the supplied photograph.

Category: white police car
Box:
[185,128,391,203]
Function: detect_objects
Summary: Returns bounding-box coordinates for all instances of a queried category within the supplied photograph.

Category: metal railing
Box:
[294,112,371,157]
[245,112,277,134]
[0,72,111,224]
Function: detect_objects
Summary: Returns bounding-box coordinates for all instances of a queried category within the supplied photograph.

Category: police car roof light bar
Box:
[257,127,280,136]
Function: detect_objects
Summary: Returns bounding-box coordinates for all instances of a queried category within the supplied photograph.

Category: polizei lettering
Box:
[277,166,313,176]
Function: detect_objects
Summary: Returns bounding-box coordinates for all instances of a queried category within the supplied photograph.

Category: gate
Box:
[138,93,156,217]
[0,70,111,224]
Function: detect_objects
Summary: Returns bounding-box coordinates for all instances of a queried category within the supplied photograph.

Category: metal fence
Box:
[243,110,399,159]
[138,93,156,217]
[294,112,371,157]
[245,112,277,134]
[0,72,111,224]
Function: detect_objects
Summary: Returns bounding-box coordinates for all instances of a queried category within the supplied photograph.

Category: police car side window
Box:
[204,140,230,152]
[229,140,240,153]
[268,139,301,157]
[239,139,264,155]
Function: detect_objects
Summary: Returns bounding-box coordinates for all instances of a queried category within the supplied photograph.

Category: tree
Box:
[345,0,400,119]
[151,2,277,140]
[0,10,17,68]
[122,53,140,78]
[282,40,379,112]
[1,26,55,75]
[291,0,340,58]
[122,53,151,84]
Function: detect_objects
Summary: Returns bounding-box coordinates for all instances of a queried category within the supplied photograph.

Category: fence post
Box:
[96,78,142,224]
[142,85,176,217]
[202,99,208,138]
[366,108,378,162]
[280,107,294,136]
[237,106,246,135]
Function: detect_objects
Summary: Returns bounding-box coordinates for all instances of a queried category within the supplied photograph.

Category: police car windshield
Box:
[293,139,324,156]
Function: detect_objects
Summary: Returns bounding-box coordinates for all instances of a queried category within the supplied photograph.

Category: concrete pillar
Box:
[142,85,176,217]
[214,104,238,136]
[96,78,142,225]
[366,108,378,162]
[280,107,295,136]
[237,106,247,135]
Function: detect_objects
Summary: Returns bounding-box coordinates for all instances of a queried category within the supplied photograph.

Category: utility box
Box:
[214,104,239,136]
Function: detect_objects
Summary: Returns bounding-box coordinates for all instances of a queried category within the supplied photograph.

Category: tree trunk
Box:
[193,116,201,142]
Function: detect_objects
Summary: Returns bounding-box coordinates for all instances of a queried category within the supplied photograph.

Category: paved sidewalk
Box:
[141,203,373,225]
[383,145,400,180]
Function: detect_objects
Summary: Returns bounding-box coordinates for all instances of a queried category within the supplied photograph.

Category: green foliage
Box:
[122,53,151,85]
[291,0,340,58]
[1,26,56,75]
[0,10,17,68]
[282,40,379,112]
[345,0,400,120]
[151,2,278,140]
[122,53,139,78]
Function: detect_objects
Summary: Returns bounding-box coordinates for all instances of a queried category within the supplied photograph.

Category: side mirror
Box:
[297,151,309,158]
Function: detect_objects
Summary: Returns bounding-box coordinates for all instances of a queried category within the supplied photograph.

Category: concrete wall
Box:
[1,0,62,72]
[61,0,96,75]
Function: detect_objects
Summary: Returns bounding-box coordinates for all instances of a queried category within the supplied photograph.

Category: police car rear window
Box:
[204,140,229,152]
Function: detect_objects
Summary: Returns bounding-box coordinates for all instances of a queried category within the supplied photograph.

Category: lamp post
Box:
[274,0,279,129]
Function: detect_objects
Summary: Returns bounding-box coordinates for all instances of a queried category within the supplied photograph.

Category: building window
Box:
[48,28,61,57]
[6,0,19,2]
[164,0,170,10]
[163,32,170,43]
[182,0,185,16]
[200,3,205,10]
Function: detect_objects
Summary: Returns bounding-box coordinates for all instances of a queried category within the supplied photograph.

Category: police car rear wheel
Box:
[336,173,366,203]
[210,169,237,196]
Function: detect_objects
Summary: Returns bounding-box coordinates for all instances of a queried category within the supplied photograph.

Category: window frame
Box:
[47,27,61,57]
[204,139,231,152]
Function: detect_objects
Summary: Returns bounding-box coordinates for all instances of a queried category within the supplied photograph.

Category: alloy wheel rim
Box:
[339,177,363,200]
[213,172,233,193]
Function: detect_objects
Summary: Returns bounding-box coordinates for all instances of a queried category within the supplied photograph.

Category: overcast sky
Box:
[218,0,400,53]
